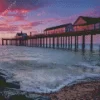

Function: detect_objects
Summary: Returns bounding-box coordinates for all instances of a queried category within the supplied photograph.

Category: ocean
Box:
[0,45,100,93]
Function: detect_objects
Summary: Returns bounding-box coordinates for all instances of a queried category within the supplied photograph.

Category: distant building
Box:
[16,31,27,39]
[44,23,73,34]
[73,16,100,31]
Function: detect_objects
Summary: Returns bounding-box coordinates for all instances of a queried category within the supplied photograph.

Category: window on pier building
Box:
[74,25,89,31]
[44,23,73,34]
[87,24,95,30]
[95,23,100,29]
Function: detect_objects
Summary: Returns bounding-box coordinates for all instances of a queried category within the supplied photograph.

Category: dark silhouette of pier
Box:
[2,29,100,52]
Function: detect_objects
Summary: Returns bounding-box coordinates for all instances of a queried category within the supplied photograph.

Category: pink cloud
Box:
[0,0,7,13]
[0,26,19,31]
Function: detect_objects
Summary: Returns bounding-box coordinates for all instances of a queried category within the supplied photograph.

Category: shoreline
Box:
[0,72,100,100]
[42,81,100,100]
[1,72,100,100]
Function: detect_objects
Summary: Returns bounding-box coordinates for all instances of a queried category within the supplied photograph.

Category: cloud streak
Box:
[0,0,51,13]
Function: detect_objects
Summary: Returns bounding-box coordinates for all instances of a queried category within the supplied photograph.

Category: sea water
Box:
[0,45,100,93]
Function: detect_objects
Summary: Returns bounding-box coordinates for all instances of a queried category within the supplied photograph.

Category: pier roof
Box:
[44,23,72,31]
[74,16,100,26]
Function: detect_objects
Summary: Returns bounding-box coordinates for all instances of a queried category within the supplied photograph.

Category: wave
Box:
[0,59,100,93]
[0,46,100,93]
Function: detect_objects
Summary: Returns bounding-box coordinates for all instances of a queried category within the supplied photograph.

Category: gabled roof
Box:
[17,33,27,36]
[74,16,100,26]
[44,23,72,31]
[16,31,27,36]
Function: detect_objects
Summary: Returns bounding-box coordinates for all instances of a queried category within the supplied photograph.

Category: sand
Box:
[42,81,100,100]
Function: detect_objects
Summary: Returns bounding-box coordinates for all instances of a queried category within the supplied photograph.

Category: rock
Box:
[6,82,20,89]
[0,74,50,100]
[0,72,5,76]
[8,95,33,100]
[0,95,6,100]
[0,75,20,89]
[0,76,7,88]
[0,87,51,100]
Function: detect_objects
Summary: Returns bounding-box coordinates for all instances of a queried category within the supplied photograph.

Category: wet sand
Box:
[43,81,100,100]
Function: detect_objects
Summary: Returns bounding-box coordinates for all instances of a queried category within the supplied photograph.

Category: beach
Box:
[1,74,100,100]
[45,81,100,100]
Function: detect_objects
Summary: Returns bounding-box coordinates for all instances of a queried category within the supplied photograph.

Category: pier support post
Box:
[75,36,77,51]
[32,39,34,47]
[71,36,72,50]
[37,38,40,47]
[10,40,11,45]
[33,39,34,47]
[61,37,62,48]
[40,38,41,47]
[6,40,8,45]
[43,38,45,48]
[49,37,51,48]
[77,36,78,50]
[34,39,36,47]
[90,34,93,52]
[46,37,48,48]
[36,38,37,47]
[30,39,32,47]
[15,40,17,46]
[57,37,59,49]
[26,39,28,46]
[68,36,70,50]
[82,35,85,52]
[41,38,43,47]
[53,37,55,49]
[37,38,39,47]
[66,36,67,49]
[2,39,4,45]
[63,36,64,49]
[31,39,33,47]
[39,38,41,47]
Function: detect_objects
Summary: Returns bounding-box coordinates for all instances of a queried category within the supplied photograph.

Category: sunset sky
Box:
[0,0,100,38]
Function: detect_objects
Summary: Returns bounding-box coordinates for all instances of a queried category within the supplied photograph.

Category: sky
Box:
[0,0,100,38]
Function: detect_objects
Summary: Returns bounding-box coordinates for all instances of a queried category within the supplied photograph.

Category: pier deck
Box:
[2,29,100,52]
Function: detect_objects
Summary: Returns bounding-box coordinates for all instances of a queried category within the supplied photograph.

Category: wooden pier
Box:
[2,29,100,52]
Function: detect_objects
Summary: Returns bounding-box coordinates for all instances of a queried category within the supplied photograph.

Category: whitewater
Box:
[0,46,100,93]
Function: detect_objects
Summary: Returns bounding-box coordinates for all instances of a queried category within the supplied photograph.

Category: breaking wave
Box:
[0,46,100,93]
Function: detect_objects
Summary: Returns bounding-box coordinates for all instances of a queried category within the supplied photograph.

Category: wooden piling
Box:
[66,36,67,49]
[57,37,59,49]
[63,36,64,49]
[46,37,48,48]
[61,37,62,48]
[49,37,51,48]
[75,36,77,51]
[82,35,85,52]
[2,39,4,45]
[68,36,70,50]
[90,34,93,52]
[43,38,45,48]
[53,37,55,49]
[71,36,72,50]
[77,36,78,50]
